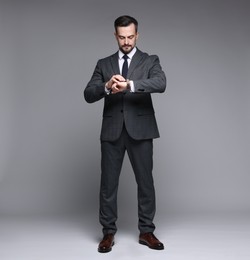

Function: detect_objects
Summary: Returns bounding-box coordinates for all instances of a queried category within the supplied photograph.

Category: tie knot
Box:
[123,54,128,60]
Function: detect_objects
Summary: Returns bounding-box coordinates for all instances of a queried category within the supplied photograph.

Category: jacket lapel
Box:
[127,49,144,79]
[110,49,145,78]
[110,52,120,75]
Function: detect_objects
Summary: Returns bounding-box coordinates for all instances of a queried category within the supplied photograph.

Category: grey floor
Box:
[1,213,250,260]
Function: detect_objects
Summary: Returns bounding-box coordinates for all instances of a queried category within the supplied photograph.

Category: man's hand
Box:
[106,75,128,94]
[106,75,125,90]
[111,81,127,93]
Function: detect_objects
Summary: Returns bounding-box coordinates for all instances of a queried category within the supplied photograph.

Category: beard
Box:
[120,45,134,54]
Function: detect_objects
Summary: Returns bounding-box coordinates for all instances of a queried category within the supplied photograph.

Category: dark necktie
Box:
[122,54,128,79]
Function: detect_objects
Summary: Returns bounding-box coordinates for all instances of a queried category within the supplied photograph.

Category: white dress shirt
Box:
[118,47,136,92]
[105,47,137,93]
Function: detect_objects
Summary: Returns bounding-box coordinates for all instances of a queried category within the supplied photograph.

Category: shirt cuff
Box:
[104,83,111,95]
[129,80,135,92]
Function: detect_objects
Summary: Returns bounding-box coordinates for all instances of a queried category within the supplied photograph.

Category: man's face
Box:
[115,23,138,54]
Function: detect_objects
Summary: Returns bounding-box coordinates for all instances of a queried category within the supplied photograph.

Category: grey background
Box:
[0,0,250,223]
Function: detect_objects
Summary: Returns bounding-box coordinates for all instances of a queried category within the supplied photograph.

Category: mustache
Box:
[122,44,131,47]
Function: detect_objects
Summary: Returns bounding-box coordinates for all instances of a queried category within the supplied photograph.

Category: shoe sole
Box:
[139,240,164,250]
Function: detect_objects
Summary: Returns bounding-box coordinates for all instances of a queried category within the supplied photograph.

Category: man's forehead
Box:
[116,24,137,34]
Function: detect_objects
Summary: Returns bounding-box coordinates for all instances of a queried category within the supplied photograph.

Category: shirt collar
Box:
[118,47,137,60]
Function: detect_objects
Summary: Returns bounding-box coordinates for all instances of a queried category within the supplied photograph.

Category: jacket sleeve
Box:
[133,55,166,94]
[84,60,107,103]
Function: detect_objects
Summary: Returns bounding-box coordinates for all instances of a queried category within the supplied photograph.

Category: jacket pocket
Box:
[137,111,155,116]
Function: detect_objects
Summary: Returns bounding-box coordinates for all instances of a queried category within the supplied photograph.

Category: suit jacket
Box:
[84,49,166,141]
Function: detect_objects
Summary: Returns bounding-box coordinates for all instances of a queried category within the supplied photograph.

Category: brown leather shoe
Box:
[98,234,115,253]
[139,232,164,250]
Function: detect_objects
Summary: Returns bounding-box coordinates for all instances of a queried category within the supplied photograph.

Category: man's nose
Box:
[125,38,128,44]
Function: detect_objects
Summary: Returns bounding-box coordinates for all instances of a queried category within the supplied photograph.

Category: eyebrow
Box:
[118,34,135,38]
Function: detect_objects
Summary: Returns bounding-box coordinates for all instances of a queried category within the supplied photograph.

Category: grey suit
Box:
[84,49,166,235]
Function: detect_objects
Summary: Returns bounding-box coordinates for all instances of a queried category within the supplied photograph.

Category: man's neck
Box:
[119,47,137,58]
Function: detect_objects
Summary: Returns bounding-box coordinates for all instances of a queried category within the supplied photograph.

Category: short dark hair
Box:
[114,15,138,32]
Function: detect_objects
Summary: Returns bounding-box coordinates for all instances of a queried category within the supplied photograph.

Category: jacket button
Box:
[120,109,123,113]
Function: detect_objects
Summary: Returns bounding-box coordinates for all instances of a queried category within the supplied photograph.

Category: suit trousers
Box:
[100,126,156,235]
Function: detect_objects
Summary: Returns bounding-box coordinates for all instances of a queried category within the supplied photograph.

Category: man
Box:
[84,15,166,253]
